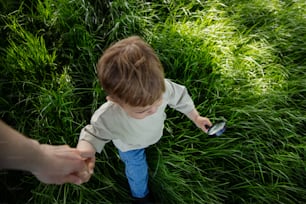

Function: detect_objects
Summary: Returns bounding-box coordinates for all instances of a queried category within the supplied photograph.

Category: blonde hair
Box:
[97,36,165,107]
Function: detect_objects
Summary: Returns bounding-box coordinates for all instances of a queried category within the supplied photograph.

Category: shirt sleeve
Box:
[165,79,195,115]
[79,107,113,153]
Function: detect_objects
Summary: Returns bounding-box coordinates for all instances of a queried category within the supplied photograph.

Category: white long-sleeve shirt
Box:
[79,79,195,152]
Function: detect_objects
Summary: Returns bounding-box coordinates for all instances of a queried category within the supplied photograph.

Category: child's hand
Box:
[194,116,212,133]
[187,109,212,133]
[76,140,96,183]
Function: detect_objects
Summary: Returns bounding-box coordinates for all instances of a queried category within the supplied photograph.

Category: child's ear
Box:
[106,96,112,102]
[106,96,123,106]
[106,96,118,103]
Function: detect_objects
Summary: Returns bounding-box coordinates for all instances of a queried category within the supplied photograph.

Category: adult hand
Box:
[32,143,87,185]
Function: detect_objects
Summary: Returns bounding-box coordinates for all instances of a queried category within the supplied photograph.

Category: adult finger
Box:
[87,157,95,174]
[79,150,96,159]
[41,144,84,160]
[59,174,83,185]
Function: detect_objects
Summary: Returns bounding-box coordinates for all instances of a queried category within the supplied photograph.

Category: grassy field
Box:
[0,0,305,203]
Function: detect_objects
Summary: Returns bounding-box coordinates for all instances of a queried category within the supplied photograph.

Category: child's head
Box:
[97,36,165,109]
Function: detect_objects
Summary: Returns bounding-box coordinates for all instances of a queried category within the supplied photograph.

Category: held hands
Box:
[32,144,88,185]
[33,142,96,185]
[76,140,96,183]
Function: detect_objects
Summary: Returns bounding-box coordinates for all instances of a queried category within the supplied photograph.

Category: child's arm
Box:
[76,140,96,183]
[76,119,112,183]
[164,80,212,132]
[187,109,212,133]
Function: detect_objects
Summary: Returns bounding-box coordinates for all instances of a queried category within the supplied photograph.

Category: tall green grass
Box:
[0,0,305,203]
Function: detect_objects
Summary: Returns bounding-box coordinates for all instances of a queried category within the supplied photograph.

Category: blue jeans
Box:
[118,148,149,198]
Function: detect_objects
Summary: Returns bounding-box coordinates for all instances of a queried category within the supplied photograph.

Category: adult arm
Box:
[0,120,87,184]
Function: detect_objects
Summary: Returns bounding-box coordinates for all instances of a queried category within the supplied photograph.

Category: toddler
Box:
[77,36,212,203]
